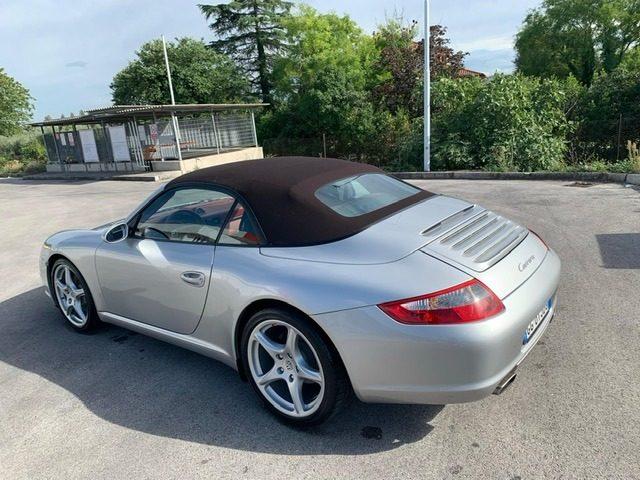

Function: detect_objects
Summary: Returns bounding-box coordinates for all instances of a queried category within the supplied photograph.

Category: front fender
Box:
[41,229,105,309]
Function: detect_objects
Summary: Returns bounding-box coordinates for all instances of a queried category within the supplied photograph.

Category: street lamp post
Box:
[424,0,431,172]
[162,35,183,162]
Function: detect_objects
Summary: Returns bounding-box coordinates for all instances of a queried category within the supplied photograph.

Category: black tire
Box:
[50,258,100,333]
[241,308,351,427]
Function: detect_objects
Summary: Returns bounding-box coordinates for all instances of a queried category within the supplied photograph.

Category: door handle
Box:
[180,271,206,287]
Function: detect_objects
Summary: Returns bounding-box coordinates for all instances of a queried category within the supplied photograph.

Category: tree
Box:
[372,20,423,117]
[261,6,378,158]
[111,37,250,105]
[515,0,640,85]
[371,20,466,117]
[621,46,640,70]
[427,25,467,80]
[0,68,33,136]
[199,0,293,103]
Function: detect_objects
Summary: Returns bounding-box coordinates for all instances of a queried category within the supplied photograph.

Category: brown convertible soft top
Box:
[168,156,434,246]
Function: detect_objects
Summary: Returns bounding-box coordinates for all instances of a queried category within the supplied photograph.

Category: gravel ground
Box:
[0,178,638,479]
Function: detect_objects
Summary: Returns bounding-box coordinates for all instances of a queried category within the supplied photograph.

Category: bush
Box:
[571,68,640,162]
[262,64,636,173]
[430,74,579,172]
[395,116,426,171]
[0,129,47,176]
[0,159,25,176]
[23,160,46,174]
[625,141,640,173]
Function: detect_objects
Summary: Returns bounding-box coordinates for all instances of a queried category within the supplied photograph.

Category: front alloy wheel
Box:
[242,309,351,426]
[51,259,98,332]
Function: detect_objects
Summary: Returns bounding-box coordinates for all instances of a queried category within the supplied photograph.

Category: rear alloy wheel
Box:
[242,309,350,426]
[51,259,99,332]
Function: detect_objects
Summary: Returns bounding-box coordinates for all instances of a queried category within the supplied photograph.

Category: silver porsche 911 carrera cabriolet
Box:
[41,157,560,426]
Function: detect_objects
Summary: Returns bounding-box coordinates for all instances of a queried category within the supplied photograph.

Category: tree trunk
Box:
[253,0,271,103]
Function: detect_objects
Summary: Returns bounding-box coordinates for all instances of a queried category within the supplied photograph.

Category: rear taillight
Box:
[378,279,504,325]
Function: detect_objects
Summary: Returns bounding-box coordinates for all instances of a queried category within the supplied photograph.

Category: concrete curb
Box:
[394,170,640,185]
[20,171,181,182]
[16,170,640,186]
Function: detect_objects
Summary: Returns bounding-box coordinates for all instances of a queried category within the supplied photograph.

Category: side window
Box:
[135,187,235,244]
[219,201,262,245]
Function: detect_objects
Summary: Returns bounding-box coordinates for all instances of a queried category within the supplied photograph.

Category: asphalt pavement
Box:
[0,177,638,479]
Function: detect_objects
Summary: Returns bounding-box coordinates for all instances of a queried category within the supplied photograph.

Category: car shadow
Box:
[0,288,442,455]
[596,233,640,269]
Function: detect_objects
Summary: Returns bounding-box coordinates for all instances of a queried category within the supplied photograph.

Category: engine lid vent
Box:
[421,207,528,272]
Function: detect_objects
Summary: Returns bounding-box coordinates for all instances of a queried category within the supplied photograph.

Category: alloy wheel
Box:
[247,319,325,418]
[52,264,88,327]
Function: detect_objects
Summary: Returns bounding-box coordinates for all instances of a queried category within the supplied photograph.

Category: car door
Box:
[95,186,236,334]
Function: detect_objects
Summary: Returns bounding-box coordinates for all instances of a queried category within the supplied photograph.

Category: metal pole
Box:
[322,133,327,158]
[171,113,183,162]
[72,123,86,172]
[40,126,52,165]
[210,110,221,154]
[91,125,104,172]
[423,0,431,172]
[131,121,140,170]
[162,35,176,106]
[152,112,164,161]
[129,120,137,168]
[132,115,145,168]
[162,35,183,162]
[616,113,623,162]
[250,111,258,147]
[51,125,63,171]
[102,121,114,165]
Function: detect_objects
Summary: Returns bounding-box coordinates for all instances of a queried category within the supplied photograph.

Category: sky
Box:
[0,0,542,121]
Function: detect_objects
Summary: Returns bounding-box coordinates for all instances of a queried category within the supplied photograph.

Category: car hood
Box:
[45,219,121,248]
[260,195,476,265]
[92,218,125,232]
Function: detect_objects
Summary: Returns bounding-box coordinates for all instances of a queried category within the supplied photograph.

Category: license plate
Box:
[523,298,552,344]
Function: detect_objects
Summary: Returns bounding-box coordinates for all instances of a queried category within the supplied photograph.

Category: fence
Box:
[612,113,640,161]
[571,112,640,163]
[42,110,258,169]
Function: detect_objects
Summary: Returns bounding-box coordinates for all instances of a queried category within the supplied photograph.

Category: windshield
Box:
[315,173,420,217]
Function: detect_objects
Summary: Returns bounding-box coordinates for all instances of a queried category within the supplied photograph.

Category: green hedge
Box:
[429,74,579,172]
[0,130,47,176]
[264,70,640,173]
[570,68,640,163]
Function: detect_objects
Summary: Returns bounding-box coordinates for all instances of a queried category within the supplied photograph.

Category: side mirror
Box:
[104,222,129,243]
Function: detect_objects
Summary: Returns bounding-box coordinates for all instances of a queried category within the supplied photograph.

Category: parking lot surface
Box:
[1,178,639,479]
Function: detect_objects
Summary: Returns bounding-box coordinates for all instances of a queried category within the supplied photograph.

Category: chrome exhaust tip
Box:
[493,368,517,395]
